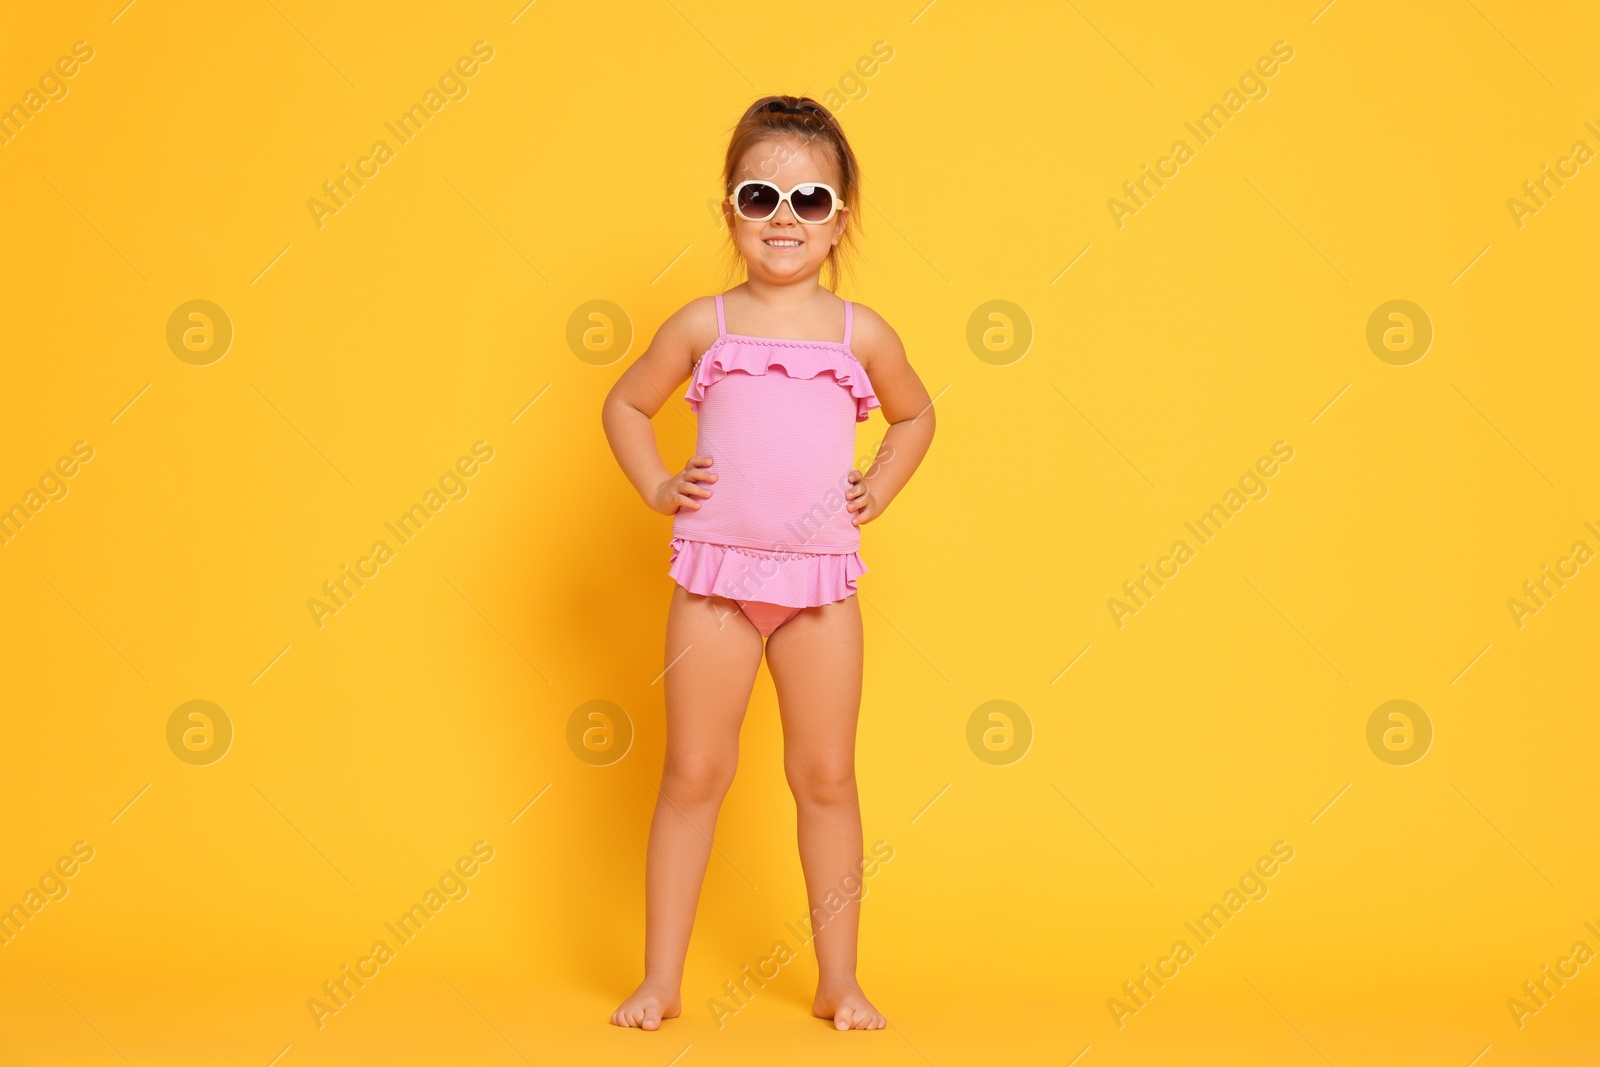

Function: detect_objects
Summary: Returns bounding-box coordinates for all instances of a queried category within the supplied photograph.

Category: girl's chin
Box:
[751,265,819,283]
[749,252,821,274]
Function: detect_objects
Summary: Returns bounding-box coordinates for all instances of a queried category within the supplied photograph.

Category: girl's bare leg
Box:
[764,594,886,1031]
[612,587,765,1029]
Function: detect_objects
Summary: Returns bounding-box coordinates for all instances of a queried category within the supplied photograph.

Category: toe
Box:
[834,1007,852,1031]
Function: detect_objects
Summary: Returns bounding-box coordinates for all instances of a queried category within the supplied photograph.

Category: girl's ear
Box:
[831,206,850,246]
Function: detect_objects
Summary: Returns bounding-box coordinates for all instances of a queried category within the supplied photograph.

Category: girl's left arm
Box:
[846,306,935,526]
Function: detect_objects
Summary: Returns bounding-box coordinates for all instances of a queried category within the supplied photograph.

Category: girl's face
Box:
[726,136,848,283]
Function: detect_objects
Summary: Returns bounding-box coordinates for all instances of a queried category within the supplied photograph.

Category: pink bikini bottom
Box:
[668,538,866,640]
[738,600,803,638]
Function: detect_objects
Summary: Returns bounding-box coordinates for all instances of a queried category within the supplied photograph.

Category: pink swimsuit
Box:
[668,292,880,637]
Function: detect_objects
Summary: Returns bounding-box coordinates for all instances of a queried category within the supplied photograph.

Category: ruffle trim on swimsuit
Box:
[668,537,867,609]
[684,338,881,422]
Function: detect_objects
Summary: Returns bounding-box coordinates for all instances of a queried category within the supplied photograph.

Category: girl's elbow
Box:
[604,389,654,426]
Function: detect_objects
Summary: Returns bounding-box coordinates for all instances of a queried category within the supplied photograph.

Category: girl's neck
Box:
[740,277,831,309]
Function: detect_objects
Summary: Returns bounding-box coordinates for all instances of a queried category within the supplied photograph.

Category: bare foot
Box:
[813,977,886,1031]
[611,981,681,1030]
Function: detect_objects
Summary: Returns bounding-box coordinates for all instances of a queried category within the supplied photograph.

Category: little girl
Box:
[601,95,934,1031]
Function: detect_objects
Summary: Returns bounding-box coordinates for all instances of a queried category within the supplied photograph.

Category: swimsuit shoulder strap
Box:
[842,300,854,347]
[714,292,727,337]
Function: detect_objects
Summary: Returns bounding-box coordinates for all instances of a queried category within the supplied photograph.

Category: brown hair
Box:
[718,94,862,293]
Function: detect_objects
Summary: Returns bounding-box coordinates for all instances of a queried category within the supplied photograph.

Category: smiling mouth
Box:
[763,237,804,248]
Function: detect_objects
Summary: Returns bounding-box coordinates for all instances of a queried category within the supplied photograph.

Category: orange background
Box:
[1,1,1597,1064]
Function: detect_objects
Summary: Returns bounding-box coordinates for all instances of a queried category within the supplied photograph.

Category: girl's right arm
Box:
[600,299,718,516]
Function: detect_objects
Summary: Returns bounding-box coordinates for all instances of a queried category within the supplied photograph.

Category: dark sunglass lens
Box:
[737,183,779,219]
[790,184,834,222]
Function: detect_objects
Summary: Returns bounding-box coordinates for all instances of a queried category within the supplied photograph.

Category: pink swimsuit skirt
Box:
[669,295,880,610]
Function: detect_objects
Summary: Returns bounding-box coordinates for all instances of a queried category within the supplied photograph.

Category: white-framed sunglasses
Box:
[727,179,844,224]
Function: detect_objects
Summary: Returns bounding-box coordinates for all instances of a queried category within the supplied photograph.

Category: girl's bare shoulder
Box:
[845,301,907,373]
[645,294,723,369]
[680,294,726,361]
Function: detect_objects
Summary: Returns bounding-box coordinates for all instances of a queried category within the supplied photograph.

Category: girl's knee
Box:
[785,759,857,808]
[662,756,737,805]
